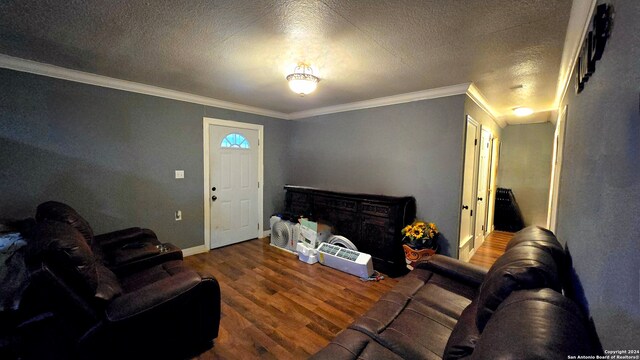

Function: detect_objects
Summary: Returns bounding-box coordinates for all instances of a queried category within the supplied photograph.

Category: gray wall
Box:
[556,0,639,349]
[288,96,466,258]
[0,68,290,249]
[497,122,554,227]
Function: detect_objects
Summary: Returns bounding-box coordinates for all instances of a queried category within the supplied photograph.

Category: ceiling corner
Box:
[466,83,506,128]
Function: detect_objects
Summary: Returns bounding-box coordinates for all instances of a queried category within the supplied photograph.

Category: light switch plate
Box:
[175,170,184,179]
[175,210,182,221]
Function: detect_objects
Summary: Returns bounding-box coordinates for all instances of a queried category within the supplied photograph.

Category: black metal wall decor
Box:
[575,4,613,94]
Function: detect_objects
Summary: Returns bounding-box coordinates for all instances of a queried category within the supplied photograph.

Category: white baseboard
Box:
[182,244,209,257]
[262,230,271,238]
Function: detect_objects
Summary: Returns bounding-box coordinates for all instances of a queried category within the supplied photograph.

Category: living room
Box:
[0,0,638,358]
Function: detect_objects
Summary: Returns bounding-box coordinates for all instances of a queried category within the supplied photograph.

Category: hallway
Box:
[469,231,513,268]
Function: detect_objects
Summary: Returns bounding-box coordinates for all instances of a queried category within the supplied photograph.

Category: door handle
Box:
[211,195,217,201]
[211,186,216,191]
[462,205,469,210]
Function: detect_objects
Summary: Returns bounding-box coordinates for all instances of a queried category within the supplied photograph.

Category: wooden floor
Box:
[184,238,399,359]
[469,231,513,268]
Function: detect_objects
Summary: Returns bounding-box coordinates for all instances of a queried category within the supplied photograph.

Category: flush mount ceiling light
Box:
[286,63,320,96]
[513,107,534,117]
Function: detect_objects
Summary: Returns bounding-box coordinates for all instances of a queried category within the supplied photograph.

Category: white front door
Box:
[209,125,259,248]
[474,128,492,249]
[459,116,479,262]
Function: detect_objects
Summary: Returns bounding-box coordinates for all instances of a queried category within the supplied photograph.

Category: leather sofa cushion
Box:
[349,268,475,359]
[36,201,95,245]
[119,260,191,293]
[470,289,594,359]
[309,329,405,360]
[31,221,98,295]
[95,264,123,302]
[443,301,480,360]
[476,246,561,332]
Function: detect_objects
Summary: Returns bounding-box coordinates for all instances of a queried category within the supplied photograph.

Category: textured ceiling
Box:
[0,0,572,123]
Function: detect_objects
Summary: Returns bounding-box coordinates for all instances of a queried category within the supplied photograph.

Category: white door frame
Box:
[475,126,493,249]
[486,137,500,234]
[547,105,568,232]
[203,117,264,250]
[459,115,480,261]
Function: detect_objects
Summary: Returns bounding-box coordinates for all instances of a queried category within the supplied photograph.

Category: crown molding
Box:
[466,83,506,128]
[555,0,597,108]
[1,54,506,123]
[288,83,472,119]
[0,54,289,120]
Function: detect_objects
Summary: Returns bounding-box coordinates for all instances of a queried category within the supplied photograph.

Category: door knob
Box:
[211,195,217,201]
[211,186,216,191]
[462,205,469,210]
[477,197,483,201]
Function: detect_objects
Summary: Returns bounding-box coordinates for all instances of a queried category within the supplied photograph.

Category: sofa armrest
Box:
[94,227,154,249]
[415,255,487,287]
[105,271,200,322]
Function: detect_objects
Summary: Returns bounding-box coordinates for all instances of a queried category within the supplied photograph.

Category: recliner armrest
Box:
[94,228,156,249]
[105,271,201,322]
[415,255,487,287]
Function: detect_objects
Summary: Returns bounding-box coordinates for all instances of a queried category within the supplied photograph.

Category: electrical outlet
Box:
[175,170,184,179]
[175,210,182,221]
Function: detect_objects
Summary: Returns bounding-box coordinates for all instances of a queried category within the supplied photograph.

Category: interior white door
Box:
[474,128,492,248]
[459,117,479,262]
[209,125,259,248]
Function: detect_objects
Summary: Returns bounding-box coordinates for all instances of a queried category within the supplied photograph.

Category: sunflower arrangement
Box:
[401,220,439,250]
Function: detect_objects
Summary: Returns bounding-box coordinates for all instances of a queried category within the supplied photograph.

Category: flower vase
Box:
[403,244,437,270]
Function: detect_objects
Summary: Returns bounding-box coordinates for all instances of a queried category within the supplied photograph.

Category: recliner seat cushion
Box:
[36,201,95,245]
[119,260,191,293]
[476,246,561,331]
[95,264,123,302]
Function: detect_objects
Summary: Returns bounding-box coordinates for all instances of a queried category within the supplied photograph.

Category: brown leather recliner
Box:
[35,201,182,275]
[20,220,220,360]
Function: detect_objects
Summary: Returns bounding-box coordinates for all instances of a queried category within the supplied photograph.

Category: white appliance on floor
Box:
[317,242,374,279]
[269,215,301,254]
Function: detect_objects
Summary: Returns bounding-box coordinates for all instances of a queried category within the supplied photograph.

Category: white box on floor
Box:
[296,242,318,264]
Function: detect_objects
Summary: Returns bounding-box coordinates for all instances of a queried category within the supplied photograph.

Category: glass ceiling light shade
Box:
[286,63,320,96]
[513,107,534,117]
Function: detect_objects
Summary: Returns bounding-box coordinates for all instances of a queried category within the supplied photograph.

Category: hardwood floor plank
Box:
[184,238,398,359]
[469,231,513,268]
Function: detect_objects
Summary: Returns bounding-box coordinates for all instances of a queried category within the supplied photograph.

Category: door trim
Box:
[203,117,264,250]
[547,105,568,232]
[474,127,493,250]
[459,115,480,261]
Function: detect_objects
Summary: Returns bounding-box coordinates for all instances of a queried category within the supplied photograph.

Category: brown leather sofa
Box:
[311,226,601,360]
[12,204,221,360]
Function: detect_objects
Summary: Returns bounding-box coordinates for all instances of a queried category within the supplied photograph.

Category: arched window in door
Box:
[220,133,250,149]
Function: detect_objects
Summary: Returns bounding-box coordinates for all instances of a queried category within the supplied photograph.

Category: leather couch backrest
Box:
[36,201,95,245]
[469,289,595,359]
[507,226,566,270]
[475,246,561,332]
[29,221,99,297]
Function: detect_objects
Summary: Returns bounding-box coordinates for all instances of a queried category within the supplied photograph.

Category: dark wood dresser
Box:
[284,185,416,277]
